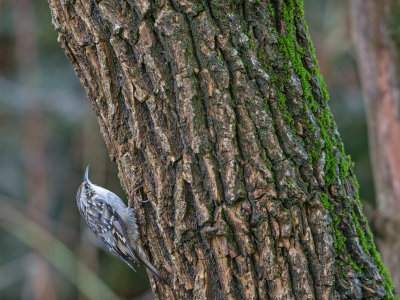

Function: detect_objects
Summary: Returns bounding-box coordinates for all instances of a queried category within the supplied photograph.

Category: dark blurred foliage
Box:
[0,0,373,299]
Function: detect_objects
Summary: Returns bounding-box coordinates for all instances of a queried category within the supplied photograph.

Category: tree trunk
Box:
[351,0,400,293]
[48,0,396,299]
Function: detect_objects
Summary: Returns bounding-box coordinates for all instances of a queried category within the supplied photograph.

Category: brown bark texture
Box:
[48,0,396,299]
[351,0,400,293]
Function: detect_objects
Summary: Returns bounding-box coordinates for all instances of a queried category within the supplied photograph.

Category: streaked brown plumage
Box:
[76,166,161,281]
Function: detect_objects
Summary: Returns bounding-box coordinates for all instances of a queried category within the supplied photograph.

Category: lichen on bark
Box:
[48,0,396,298]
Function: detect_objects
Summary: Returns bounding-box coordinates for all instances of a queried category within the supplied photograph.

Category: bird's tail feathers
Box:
[137,254,162,282]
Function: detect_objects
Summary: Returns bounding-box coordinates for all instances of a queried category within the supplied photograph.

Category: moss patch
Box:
[278,0,340,186]
[260,0,397,296]
[320,193,334,211]
[332,214,346,252]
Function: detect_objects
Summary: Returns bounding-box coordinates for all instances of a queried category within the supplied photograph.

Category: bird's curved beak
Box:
[84,165,90,182]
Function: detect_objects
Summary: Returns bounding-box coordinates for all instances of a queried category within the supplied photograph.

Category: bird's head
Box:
[76,166,127,217]
[76,166,95,206]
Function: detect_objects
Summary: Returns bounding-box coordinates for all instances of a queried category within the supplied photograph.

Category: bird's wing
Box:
[85,197,162,281]
[100,237,137,272]
[85,197,138,264]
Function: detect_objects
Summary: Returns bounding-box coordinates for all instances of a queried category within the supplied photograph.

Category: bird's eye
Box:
[85,185,93,198]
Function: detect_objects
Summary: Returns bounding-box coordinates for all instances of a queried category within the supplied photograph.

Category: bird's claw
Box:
[129,183,149,207]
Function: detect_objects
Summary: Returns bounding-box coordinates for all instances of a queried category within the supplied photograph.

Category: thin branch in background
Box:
[13,0,38,82]
[0,254,36,290]
[351,0,400,290]
[12,0,56,297]
[0,200,120,300]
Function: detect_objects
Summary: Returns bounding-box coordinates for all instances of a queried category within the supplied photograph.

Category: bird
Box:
[76,166,161,282]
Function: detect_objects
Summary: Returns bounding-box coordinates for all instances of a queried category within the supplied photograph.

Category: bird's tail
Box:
[128,242,163,282]
[139,255,162,282]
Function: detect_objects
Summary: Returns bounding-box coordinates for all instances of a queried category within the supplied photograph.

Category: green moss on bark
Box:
[332,214,346,252]
[262,0,397,296]
[320,193,334,211]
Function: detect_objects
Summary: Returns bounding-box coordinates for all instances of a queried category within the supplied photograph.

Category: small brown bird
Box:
[76,166,161,281]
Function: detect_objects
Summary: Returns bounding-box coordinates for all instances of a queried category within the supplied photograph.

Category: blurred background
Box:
[0,0,395,299]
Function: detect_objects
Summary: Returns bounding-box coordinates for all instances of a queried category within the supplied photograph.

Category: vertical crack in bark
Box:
[205,1,316,298]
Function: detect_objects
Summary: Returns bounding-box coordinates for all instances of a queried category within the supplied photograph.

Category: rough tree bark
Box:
[48,0,396,299]
[351,0,400,292]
